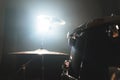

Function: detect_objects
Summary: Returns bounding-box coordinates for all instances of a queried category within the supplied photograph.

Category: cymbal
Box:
[11,49,68,55]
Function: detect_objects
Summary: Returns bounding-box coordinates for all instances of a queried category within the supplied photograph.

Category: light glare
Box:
[116,25,119,30]
[35,15,66,35]
[36,15,51,34]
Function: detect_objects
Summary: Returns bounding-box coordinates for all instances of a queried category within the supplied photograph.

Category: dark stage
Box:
[1,54,69,80]
[0,0,120,80]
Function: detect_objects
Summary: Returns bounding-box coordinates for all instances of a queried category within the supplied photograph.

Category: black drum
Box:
[67,16,120,80]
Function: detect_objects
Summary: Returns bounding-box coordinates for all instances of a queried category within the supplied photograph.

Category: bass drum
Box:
[68,16,120,80]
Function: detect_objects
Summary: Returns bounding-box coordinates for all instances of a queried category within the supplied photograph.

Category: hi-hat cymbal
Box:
[11,49,68,55]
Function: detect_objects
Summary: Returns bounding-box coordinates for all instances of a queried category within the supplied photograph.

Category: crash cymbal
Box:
[11,49,68,55]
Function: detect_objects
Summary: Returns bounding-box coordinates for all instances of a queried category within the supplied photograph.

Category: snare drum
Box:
[68,16,120,80]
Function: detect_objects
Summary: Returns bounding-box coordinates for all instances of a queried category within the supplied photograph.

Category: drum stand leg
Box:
[16,58,33,80]
[41,55,45,80]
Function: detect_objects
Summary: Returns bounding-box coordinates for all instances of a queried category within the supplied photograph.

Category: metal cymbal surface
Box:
[11,49,68,55]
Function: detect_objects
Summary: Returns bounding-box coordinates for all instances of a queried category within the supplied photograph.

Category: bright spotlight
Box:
[36,15,65,34]
[52,16,66,26]
[36,15,51,34]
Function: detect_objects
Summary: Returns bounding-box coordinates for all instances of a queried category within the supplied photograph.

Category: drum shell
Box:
[71,25,120,66]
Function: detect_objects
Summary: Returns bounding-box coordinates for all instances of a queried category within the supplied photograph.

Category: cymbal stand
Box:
[16,58,33,80]
[61,60,78,80]
[41,54,45,80]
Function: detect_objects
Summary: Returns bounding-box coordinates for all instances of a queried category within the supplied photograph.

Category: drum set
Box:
[10,15,120,80]
[10,49,68,80]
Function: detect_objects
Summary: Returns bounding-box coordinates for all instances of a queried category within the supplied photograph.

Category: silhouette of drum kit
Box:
[11,16,120,80]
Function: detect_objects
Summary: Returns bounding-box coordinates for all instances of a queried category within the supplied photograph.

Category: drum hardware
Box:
[61,60,78,80]
[11,49,68,80]
[61,74,78,80]
[61,60,71,75]
[111,24,119,38]
[106,24,120,38]
[16,57,34,80]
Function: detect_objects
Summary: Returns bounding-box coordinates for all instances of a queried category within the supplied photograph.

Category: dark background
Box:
[0,0,120,80]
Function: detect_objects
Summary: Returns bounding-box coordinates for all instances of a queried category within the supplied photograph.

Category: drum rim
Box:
[87,15,120,28]
[68,15,120,40]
